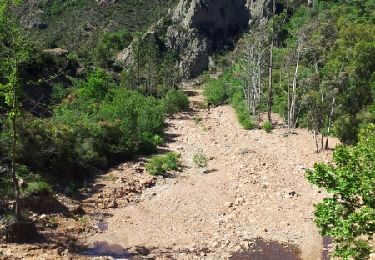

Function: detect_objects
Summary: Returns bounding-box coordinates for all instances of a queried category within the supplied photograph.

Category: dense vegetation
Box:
[205,0,375,145]
[19,0,178,65]
[0,0,188,225]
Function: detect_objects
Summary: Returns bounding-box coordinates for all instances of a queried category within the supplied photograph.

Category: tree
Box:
[0,0,30,221]
[307,124,375,260]
[237,30,267,122]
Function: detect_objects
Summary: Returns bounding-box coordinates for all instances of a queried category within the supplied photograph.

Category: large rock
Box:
[118,0,271,79]
[1,219,38,243]
[167,0,251,78]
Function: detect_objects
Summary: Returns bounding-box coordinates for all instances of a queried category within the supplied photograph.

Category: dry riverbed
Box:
[1,89,340,260]
[85,91,339,259]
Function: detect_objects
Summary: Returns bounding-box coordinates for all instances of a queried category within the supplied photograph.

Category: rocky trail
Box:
[1,87,339,260]
[83,87,338,259]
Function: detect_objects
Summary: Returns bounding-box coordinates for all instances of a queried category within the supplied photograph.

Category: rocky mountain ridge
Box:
[118,0,272,78]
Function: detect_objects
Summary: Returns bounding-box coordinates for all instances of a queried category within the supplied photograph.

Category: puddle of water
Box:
[81,241,133,259]
[96,220,108,232]
[230,238,301,260]
[322,236,333,260]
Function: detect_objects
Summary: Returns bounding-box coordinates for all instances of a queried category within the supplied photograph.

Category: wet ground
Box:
[81,241,132,259]
[230,238,301,260]
[80,238,311,260]
[79,236,333,259]
[322,236,333,260]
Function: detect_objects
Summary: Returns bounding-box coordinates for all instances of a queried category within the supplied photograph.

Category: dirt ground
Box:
[1,88,347,260]
[86,89,340,259]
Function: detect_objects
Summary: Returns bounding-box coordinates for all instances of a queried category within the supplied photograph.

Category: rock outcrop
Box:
[118,0,271,79]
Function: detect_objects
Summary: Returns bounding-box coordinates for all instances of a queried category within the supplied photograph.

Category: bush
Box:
[23,181,52,197]
[162,90,189,115]
[4,70,170,183]
[203,69,241,106]
[262,121,273,133]
[232,93,254,130]
[152,135,164,146]
[146,152,180,176]
[306,124,375,259]
[204,80,228,106]
[193,152,208,168]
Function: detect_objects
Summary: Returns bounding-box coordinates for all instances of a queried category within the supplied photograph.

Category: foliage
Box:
[204,78,230,106]
[306,124,375,259]
[193,152,208,168]
[262,121,273,133]
[22,181,52,197]
[204,68,254,130]
[145,152,180,176]
[204,0,375,143]
[94,29,133,67]
[162,90,189,115]
[20,0,178,64]
[0,69,190,184]
[121,36,180,95]
[232,93,254,130]
[0,0,31,220]
[204,69,240,106]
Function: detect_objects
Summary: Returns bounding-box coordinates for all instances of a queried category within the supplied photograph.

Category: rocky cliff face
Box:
[118,0,271,78]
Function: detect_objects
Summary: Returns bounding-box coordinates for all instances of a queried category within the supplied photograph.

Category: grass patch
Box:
[146,152,180,176]
[22,181,52,197]
[262,121,273,133]
[193,152,208,168]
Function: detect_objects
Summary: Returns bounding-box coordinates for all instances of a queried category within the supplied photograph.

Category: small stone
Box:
[224,202,233,208]
[202,168,210,174]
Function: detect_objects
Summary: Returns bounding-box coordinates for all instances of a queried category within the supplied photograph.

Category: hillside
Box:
[18,0,178,59]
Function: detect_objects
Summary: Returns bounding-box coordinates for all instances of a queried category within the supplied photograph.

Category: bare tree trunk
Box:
[325,96,336,149]
[267,0,275,123]
[289,50,300,133]
[11,75,21,221]
[313,129,319,153]
[136,41,140,87]
[287,77,291,133]
[268,39,273,123]
[11,117,20,221]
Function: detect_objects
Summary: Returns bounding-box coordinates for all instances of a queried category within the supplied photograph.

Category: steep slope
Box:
[119,0,273,78]
[18,0,178,55]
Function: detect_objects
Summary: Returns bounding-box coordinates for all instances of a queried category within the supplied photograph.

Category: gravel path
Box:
[87,89,339,260]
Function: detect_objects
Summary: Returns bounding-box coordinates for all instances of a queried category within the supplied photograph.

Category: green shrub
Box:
[232,93,254,130]
[146,152,180,176]
[65,182,79,198]
[23,181,52,197]
[204,79,229,106]
[262,121,273,133]
[193,115,203,124]
[162,90,189,115]
[307,124,375,259]
[152,135,164,146]
[193,152,208,168]
[8,70,169,183]
[203,68,241,106]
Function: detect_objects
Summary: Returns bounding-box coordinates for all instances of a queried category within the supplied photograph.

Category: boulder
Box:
[1,219,38,243]
[118,0,271,79]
